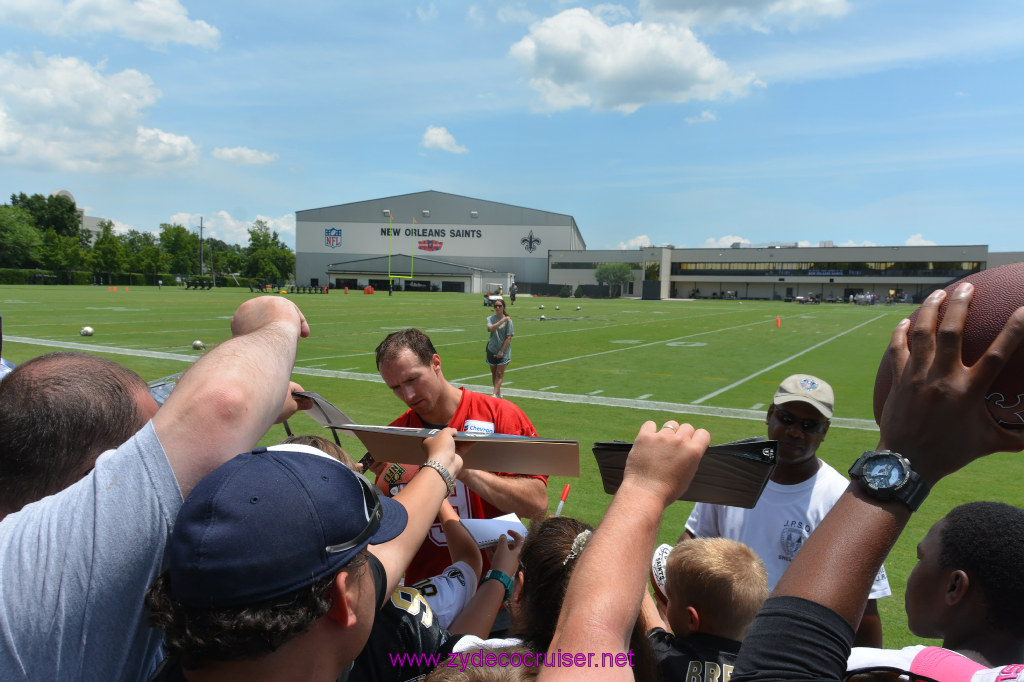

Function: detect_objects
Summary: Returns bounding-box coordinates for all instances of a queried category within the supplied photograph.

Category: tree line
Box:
[0,192,295,283]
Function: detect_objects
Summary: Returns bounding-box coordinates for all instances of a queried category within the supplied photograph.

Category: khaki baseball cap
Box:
[773,374,834,419]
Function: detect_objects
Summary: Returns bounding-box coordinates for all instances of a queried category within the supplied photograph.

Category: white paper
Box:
[459,513,528,548]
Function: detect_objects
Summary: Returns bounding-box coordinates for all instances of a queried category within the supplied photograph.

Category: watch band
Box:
[900,473,930,512]
[421,459,455,497]
[482,569,513,601]
[849,450,930,512]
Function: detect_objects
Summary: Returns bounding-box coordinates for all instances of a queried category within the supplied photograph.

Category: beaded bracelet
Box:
[422,459,455,497]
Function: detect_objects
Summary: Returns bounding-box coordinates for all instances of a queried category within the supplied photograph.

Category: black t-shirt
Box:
[647,628,741,682]
[339,553,462,682]
[731,596,855,682]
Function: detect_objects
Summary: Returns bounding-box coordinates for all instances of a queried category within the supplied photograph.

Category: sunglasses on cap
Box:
[774,406,829,434]
[326,474,382,555]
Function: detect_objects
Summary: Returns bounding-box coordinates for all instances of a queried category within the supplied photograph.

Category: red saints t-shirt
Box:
[374,387,546,583]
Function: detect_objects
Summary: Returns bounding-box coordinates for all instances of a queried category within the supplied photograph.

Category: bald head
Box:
[0,352,157,517]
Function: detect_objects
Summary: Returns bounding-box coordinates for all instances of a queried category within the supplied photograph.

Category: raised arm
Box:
[439,499,484,582]
[776,284,1024,623]
[538,420,709,682]
[448,531,524,637]
[153,296,309,498]
[733,283,1024,680]
[372,428,465,596]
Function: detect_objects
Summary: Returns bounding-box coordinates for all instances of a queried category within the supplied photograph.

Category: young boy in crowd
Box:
[643,537,769,682]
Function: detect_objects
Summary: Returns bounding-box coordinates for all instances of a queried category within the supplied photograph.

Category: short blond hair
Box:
[664,537,768,640]
[278,434,356,470]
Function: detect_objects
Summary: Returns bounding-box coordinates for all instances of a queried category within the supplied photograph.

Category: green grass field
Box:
[3,284,1021,649]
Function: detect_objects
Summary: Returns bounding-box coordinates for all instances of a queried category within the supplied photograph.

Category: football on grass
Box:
[80,326,94,336]
[873,261,1024,428]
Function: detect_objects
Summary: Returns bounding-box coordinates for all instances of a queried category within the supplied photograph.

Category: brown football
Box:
[873,261,1024,428]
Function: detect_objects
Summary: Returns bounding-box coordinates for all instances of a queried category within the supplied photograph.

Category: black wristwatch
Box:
[848,450,930,511]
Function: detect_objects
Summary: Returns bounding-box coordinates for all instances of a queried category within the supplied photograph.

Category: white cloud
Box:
[498,4,535,24]
[0,109,24,154]
[617,235,652,249]
[467,5,485,25]
[170,210,296,248]
[135,126,200,165]
[639,0,848,31]
[0,52,198,172]
[212,146,280,166]
[509,8,761,113]
[839,239,879,247]
[703,235,751,248]
[905,233,937,246]
[421,125,468,153]
[109,219,139,235]
[0,0,219,48]
[417,3,438,22]
[685,110,717,124]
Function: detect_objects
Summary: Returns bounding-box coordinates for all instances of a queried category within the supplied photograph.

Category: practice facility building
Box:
[295,190,1019,301]
[548,243,993,302]
[295,190,585,293]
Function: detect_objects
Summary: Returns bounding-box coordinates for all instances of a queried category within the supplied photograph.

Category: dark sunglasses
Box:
[774,407,829,434]
[326,474,382,555]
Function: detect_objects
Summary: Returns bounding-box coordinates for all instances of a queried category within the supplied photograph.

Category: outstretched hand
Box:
[878,283,1024,485]
[622,420,710,508]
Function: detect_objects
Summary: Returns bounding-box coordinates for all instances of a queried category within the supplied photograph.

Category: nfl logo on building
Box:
[324,227,342,248]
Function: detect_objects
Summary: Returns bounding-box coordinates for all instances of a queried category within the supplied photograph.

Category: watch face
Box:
[864,454,906,490]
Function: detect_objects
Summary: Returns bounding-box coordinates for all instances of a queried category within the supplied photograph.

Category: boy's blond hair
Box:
[665,537,768,641]
[279,434,357,470]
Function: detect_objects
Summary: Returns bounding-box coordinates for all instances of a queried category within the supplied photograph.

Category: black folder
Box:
[592,437,776,509]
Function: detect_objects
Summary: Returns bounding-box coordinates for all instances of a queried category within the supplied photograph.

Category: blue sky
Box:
[1,0,1023,252]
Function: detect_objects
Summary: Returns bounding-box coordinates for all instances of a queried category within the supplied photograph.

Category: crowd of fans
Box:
[0,282,1023,681]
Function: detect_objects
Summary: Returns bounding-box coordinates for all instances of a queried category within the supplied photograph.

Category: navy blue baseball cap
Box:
[167,444,407,608]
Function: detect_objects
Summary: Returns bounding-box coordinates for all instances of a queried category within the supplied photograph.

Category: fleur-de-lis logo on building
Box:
[521,230,541,254]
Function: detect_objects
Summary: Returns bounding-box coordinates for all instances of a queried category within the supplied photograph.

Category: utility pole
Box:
[199,216,204,278]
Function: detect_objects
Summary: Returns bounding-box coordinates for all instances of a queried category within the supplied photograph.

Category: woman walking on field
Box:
[485,298,514,399]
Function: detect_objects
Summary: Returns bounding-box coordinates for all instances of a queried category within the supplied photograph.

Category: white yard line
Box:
[691,315,886,404]
[6,336,203,363]
[482,385,879,432]
[450,317,771,383]
[6,331,881,432]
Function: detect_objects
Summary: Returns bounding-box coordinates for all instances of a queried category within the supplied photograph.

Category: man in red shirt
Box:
[372,328,548,583]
